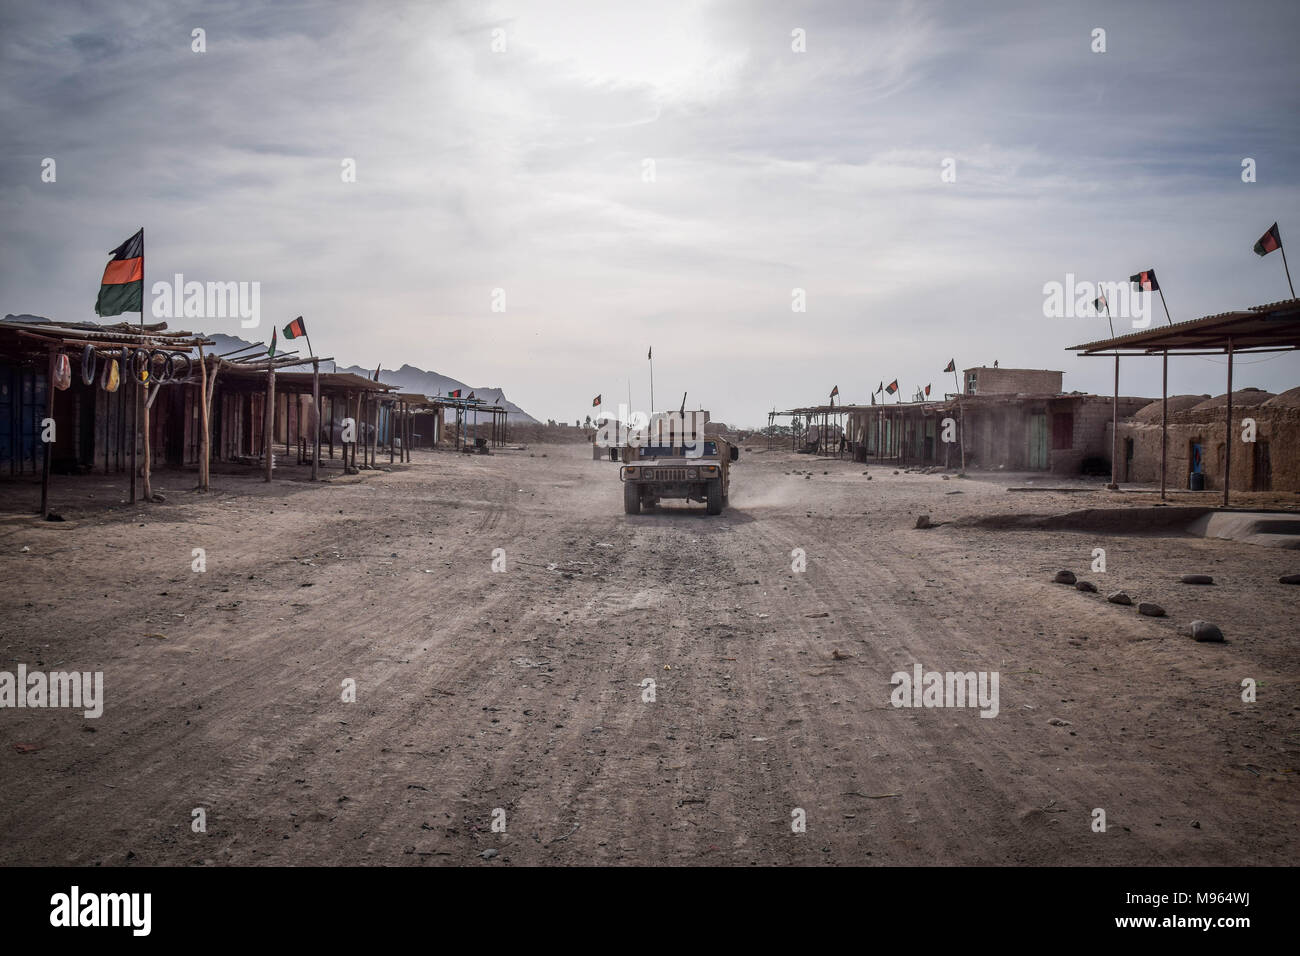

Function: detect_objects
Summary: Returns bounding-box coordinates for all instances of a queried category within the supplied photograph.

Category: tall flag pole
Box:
[944,359,959,396]
[1097,293,1120,489]
[95,228,146,498]
[95,227,146,503]
[1254,222,1294,298]
[1130,268,1172,326]
[942,359,965,473]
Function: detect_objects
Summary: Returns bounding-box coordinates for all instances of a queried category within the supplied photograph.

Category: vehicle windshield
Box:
[641,442,715,459]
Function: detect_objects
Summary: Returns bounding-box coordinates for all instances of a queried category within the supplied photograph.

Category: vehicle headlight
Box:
[687,468,698,479]
[625,467,638,477]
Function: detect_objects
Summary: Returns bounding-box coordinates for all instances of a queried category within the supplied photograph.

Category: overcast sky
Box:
[2,0,1298,426]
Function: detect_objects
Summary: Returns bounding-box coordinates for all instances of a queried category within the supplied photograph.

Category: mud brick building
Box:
[958,390,1150,473]
[1070,298,1300,501]
[837,367,1150,474]
[1114,388,1300,491]
[962,365,1062,397]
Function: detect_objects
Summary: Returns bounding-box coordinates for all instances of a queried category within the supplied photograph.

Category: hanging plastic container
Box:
[101,358,120,392]
[53,352,72,390]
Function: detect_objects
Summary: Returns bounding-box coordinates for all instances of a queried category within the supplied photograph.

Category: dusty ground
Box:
[1,444,1297,866]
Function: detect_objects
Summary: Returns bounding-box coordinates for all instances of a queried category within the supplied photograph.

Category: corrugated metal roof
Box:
[1068,299,1300,354]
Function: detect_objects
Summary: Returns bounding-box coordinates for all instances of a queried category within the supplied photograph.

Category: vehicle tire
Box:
[130,348,151,384]
[706,479,723,515]
[624,482,641,515]
[167,351,192,382]
[80,344,97,385]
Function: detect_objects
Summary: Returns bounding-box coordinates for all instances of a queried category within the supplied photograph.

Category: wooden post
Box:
[142,367,153,501]
[1107,353,1119,490]
[352,391,362,469]
[957,399,966,473]
[205,355,221,471]
[131,375,139,503]
[369,393,377,466]
[40,349,55,517]
[312,360,320,481]
[1159,349,1167,500]
[264,362,275,482]
[198,346,210,491]
[1224,339,1234,507]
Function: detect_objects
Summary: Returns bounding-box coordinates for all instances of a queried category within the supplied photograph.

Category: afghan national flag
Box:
[924,383,931,397]
[1093,292,1108,314]
[830,385,839,398]
[373,364,381,382]
[885,379,899,395]
[943,359,955,373]
[449,389,462,398]
[592,394,601,407]
[1254,222,1282,257]
[94,228,144,317]
[875,381,883,394]
[467,392,475,400]
[1130,269,1159,292]
[268,328,277,358]
[284,316,307,339]
[647,347,652,360]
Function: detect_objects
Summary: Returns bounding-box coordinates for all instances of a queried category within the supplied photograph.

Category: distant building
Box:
[846,367,1152,474]
[963,366,1062,396]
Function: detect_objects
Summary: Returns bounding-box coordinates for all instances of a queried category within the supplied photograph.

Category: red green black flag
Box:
[885,379,899,395]
[592,394,601,407]
[1254,222,1282,257]
[830,385,839,398]
[94,228,143,317]
[1129,269,1158,292]
[284,316,307,338]
[449,389,462,398]
[924,384,931,397]
[267,328,277,358]
[943,359,955,373]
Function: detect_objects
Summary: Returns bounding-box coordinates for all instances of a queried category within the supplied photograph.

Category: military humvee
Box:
[619,412,739,515]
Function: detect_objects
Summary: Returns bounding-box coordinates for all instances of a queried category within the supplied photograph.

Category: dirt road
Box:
[1,445,1296,865]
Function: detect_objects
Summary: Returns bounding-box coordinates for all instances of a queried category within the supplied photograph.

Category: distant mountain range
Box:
[204,334,540,424]
[1,317,539,424]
